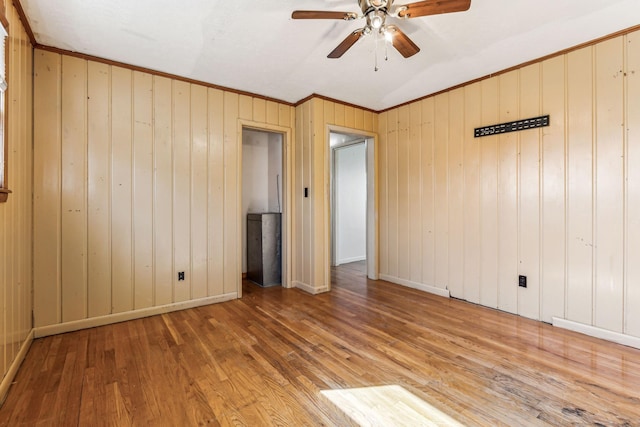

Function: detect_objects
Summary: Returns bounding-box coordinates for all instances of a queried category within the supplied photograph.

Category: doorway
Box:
[332,138,366,266]
[241,128,283,286]
[329,129,377,282]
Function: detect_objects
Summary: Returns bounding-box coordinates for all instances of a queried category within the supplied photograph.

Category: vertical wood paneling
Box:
[378,112,388,276]
[434,94,449,289]
[173,81,192,302]
[479,77,499,308]
[0,183,5,374]
[60,56,88,322]
[3,17,12,368]
[223,92,239,294]
[566,47,594,324]
[324,101,335,269]
[397,105,410,280]
[364,111,374,132]
[133,72,154,309]
[238,95,252,121]
[463,84,481,304]
[111,67,134,313]
[408,102,422,283]
[278,103,290,128]
[518,64,541,320]
[626,31,640,337]
[34,50,62,327]
[22,19,34,339]
[355,108,364,130]
[0,182,5,374]
[447,88,464,298]
[153,76,173,305]
[386,109,399,278]
[87,62,111,317]
[266,101,279,125]
[334,103,345,127]
[312,99,325,288]
[0,153,5,373]
[0,6,33,385]
[344,106,355,129]
[28,28,640,344]
[207,88,225,297]
[34,49,303,331]
[303,101,312,285]
[295,103,305,284]
[540,56,566,323]
[594,37,625,333]
[191,85,208,300]
[323,101,334,132]
[497,72,519,314]
[7,16,18,362]
[420,98,435,286]
[374,29,640,338]
[253,98,266,123]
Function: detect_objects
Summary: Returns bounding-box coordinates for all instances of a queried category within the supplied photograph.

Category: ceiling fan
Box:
[292,0,471,59]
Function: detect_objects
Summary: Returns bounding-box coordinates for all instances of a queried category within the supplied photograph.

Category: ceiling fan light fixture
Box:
[369,10,385,29]
[292,0,471,61]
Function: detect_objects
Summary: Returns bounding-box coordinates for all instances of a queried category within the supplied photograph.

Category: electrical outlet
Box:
[178,271,185,281]
[518,275,527,288]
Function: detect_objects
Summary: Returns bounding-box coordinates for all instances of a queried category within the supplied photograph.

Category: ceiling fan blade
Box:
[291,10,358,20]
[328,29,365,58]
[386,25,420,58]
[396,0,471,18]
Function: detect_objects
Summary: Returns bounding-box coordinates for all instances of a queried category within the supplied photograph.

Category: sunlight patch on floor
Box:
[321,385,464,426]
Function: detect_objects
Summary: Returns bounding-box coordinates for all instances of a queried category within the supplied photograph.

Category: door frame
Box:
[326,125,378,286]
[238,121,293,297]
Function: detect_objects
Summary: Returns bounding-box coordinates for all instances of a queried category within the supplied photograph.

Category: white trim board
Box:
[0,329,34,405]
[552,317,640,350]
[336,256,366,265]
[379,275,450,298]
[293,280,329,295]
[35,293,238,338]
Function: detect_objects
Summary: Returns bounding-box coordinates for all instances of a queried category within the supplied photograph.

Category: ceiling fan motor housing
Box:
[360,0,393,33]
[359,0,393,14]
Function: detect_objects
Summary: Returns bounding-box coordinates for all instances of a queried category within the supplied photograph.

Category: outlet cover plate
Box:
[519,275,527,288]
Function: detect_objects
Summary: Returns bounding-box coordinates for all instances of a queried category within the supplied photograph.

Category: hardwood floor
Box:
[2,261,640,426]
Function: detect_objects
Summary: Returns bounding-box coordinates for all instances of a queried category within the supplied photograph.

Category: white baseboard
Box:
[336,255,366,265]
[292,280,329,295]
[34,292,238,338]
[0,329,34,405]
[552,317,640,350]
[379,274,450,298]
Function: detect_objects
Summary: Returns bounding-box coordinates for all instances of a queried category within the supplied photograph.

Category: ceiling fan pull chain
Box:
[384,31,389,62]
[374,32,379,71]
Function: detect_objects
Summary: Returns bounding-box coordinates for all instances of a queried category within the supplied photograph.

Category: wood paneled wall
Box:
[294,98,376,293]
[378,30,640,338]
[0,3,33,395]
[33,50,295,328]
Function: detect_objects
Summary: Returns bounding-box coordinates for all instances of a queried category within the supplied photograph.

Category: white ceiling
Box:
[20,0,639,111]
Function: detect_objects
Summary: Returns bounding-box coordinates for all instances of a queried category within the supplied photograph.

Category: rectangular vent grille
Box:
[474,115,549,138]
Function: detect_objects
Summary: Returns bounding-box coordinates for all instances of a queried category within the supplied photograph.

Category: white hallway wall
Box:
[334,142,367,265]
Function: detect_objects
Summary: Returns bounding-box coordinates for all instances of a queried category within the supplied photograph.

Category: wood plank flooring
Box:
[2,261,640,426]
